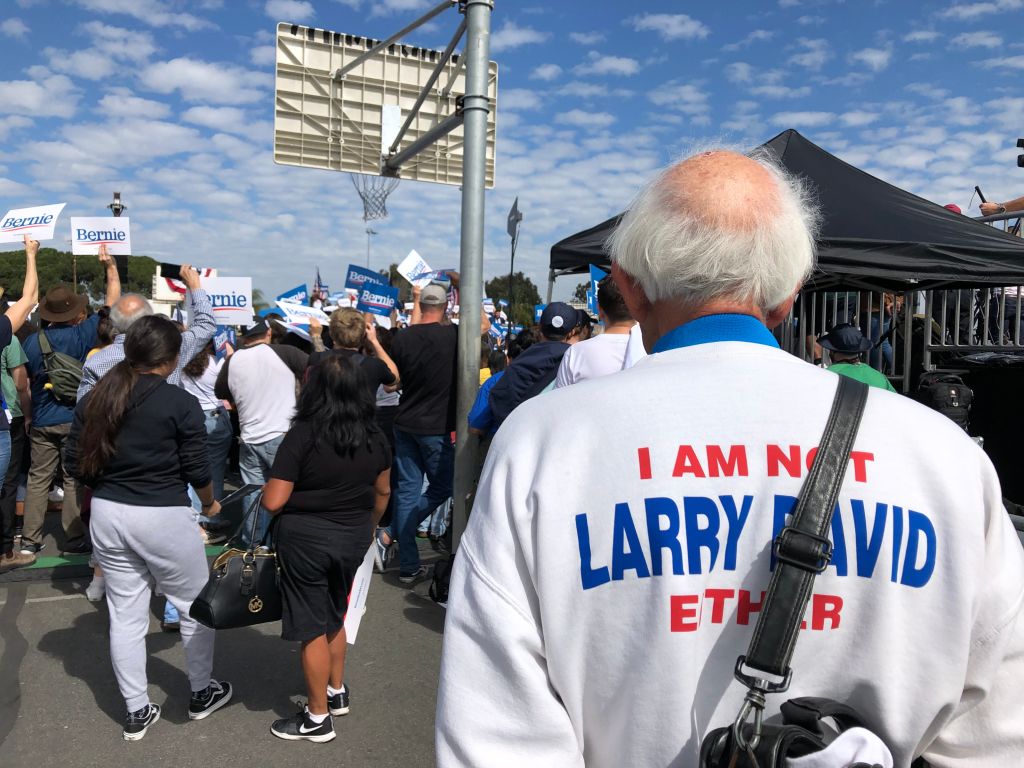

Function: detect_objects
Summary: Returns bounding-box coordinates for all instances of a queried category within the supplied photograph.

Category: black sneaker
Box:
[270,710,336,743]
[19,542,43,556]
[328,684,349,716]
[123,703,161,741]
[61,538,92,555]
[398,564,430,585]
[188,680,233,721]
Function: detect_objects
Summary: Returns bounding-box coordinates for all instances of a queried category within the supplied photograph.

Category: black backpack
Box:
[38,330,85,406]
[916,371,972,431]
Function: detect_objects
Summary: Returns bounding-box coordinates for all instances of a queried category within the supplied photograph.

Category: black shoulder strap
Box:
[738,375,870,684]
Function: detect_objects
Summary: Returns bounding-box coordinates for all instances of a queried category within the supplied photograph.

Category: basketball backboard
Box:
[274,23,497,188]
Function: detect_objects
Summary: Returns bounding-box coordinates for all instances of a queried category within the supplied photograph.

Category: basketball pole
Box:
[451,0,492,554]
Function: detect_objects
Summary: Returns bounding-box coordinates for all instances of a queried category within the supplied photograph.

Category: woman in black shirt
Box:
[65,316,232,741]
[263,354,391,743]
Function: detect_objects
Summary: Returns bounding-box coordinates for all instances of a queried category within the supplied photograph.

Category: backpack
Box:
[37,329,85,405]
[916,371,972,431]
[429,554,455,606]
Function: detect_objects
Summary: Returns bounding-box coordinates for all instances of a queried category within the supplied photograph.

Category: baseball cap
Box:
[241,318,271,338]
[540,302,580,338]
[420,284,448,306]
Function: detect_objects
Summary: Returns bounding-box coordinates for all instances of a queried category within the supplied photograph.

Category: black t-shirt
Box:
[390,322,458,435]
[269,420,392,526]
[305,349,395,400]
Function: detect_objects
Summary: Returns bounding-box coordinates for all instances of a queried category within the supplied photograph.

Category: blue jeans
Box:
[388,429,454,575]
[868,315,893,373]
[0,429,10,499]
[238,435,285,546]
[190,408,234,524]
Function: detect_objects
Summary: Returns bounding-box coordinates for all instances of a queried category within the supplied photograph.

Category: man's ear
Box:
[765,288,800,330]
[611,263,650,323]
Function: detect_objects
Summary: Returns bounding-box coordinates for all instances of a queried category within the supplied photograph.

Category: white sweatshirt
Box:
[437,340,1024,768]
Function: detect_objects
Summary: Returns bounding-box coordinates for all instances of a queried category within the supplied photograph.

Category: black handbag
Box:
[190,491,282,630]
[699,376,900,768]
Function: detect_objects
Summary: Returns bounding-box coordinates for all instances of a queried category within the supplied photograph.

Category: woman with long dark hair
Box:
[262,354,391,743]
[65,315,232,741]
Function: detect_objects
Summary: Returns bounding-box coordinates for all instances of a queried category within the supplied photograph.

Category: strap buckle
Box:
[733,655,792,693]
[773,525,833,574]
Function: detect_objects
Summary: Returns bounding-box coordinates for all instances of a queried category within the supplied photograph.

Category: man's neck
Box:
[602,320,635,335]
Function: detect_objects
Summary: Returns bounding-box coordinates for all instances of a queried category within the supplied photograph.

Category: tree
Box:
[0,247,157,304]
[485,271,541,326]
[252,288,269,311]
[383,263,413,304]
[572,281,589,304]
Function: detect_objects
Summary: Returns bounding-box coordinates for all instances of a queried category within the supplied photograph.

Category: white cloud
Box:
[97,87,172,119]
[0,73,78,118]
[648,82,710,117]
[557,109,615,128]
[939,0,1022,20]
[569,31,605,45]
[0,115,32,140]
[980,55,1024,69]
[904,30,939,43]
[70,0,212,30]
[770,110,835,127]
[251,45,276,67]
[559,81,608,98]
[797,15,824,25]
[490,21,549,53]
[840,110,880,126]
[789,38,830,70]
[951,31,1003,48]
[575,51,640,76]
[44,47,116,80]
[139,58,269,104]
[906,82,949,99]
[500,89,543,111]
[265,0,314,20]
[726,62,753,83]
[531,64,562,81]
[723,29,774,51]
[368,0,429,17]
[182,106,250,134]
[631,13,710,41]
[80,22,157,61]
[849,46,892,72]
[750,84,811,98]
[1,18,29,38]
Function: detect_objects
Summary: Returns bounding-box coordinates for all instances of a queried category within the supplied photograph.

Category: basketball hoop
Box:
[350,174,400,221]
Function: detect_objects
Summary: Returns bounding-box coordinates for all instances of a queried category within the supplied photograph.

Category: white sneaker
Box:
[86,576,106,602]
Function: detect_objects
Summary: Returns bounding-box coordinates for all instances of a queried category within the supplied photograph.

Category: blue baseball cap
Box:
[540,302,580,338]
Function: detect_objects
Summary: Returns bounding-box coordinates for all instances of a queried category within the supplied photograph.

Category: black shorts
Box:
[275,514,371,642]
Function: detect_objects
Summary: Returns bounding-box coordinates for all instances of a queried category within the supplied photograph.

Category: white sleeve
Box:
[553,347,574,389]
[919,464,1024,767]
[436,437,584,767]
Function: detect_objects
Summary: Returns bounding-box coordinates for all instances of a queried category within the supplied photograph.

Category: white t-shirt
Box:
[181,356,224,412]
[225,344,301,444]
[554,331,632,388]
[437,341,1024,768]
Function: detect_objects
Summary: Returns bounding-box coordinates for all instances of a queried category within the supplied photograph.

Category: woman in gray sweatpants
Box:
[66,315,232,741]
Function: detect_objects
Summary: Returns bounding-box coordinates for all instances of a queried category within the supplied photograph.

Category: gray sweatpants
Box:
[90,498,214,712]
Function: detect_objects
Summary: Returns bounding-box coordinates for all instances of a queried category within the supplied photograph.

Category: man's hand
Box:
[411,284,422,299]
[309,317,323,336]
[98,243,114,267]
[980,202,1004,216]
[364,314,379,342]
[23,235,39,259]
[180,264,202,292]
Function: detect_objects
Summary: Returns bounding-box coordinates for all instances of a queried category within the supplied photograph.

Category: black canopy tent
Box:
[548,129,1024,296]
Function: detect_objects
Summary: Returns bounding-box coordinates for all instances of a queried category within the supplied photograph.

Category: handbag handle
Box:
[730,375,869,751]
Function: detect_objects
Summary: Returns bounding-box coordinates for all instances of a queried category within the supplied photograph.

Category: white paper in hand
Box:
[344,545,376,645]
[397,249,434,288]
[69,217,132,255]
[0,203,66,243]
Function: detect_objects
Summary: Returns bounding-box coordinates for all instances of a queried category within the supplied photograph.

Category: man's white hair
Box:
[110,293,154,334]
[606,149,821,313]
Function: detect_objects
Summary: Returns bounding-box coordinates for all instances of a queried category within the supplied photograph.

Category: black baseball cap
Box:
[241,318,271,338]
[540,302,580,338]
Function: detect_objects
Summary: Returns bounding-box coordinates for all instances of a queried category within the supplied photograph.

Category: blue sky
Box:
[1,0,1023,301]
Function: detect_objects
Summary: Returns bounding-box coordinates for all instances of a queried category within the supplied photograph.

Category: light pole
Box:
[365,226,378,267]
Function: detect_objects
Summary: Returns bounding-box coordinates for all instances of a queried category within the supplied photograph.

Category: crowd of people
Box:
[1,160,1021,764]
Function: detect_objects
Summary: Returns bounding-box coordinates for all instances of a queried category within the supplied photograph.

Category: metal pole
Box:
[546,269,555,303]
[384,111,465,172]
[450,0,491,554]
[508,233,516,333]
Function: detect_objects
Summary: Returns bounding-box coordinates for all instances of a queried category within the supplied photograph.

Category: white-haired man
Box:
[436,151,1024,766]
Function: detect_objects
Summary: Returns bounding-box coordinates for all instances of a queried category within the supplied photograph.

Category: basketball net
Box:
[350,174,400,221]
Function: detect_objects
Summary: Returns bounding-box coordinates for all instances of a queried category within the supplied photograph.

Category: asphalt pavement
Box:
[0,547,446,768]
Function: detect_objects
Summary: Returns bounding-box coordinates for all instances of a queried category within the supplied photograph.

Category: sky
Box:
[1,0,1023,302]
